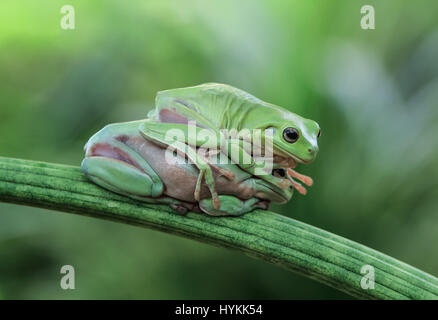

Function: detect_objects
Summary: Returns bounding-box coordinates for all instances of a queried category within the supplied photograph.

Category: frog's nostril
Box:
[308,148,312,153]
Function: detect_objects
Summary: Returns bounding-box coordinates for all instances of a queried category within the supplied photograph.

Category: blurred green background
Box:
[0,0,437,299]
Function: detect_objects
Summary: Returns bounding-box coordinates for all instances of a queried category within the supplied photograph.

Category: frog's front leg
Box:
[199,196,268,216]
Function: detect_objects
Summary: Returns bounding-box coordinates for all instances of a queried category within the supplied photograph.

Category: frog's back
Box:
[155,83,283,130]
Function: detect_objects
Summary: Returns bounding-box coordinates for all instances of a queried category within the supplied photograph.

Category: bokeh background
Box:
[0,0,437,299]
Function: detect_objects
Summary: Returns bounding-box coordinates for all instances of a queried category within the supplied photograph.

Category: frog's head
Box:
[268,111,321,165]
[260,111,320,195]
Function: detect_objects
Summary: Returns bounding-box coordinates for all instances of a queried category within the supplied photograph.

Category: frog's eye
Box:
[283,127,299,143]
[317,129,321,138]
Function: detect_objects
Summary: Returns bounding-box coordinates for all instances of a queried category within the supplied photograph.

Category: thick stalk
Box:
[0,157,437,299]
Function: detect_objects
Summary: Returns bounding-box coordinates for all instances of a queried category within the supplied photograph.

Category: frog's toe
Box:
[199,195,259,216]
[212,195,221,210]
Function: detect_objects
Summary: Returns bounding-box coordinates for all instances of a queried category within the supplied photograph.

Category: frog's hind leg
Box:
[83,157,196,215]
[199,196,268,216]
[82,157,199,216]
[83,136,164,196]
[82,157,164,199]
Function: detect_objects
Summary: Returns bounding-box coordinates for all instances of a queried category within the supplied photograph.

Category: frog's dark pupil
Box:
[287,130,298,140]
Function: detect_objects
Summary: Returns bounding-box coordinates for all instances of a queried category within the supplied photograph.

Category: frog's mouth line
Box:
[273,149,311,166]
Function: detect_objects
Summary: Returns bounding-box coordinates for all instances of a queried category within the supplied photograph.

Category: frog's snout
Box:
[308,146,318,156]
[302,143,319,163]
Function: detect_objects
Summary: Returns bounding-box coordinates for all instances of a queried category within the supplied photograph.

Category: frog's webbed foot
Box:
[286,168,313,195]
[199,196,267,216]
[288,168,313,186]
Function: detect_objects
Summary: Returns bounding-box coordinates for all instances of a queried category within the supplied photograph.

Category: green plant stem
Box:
[0,157,437,299]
